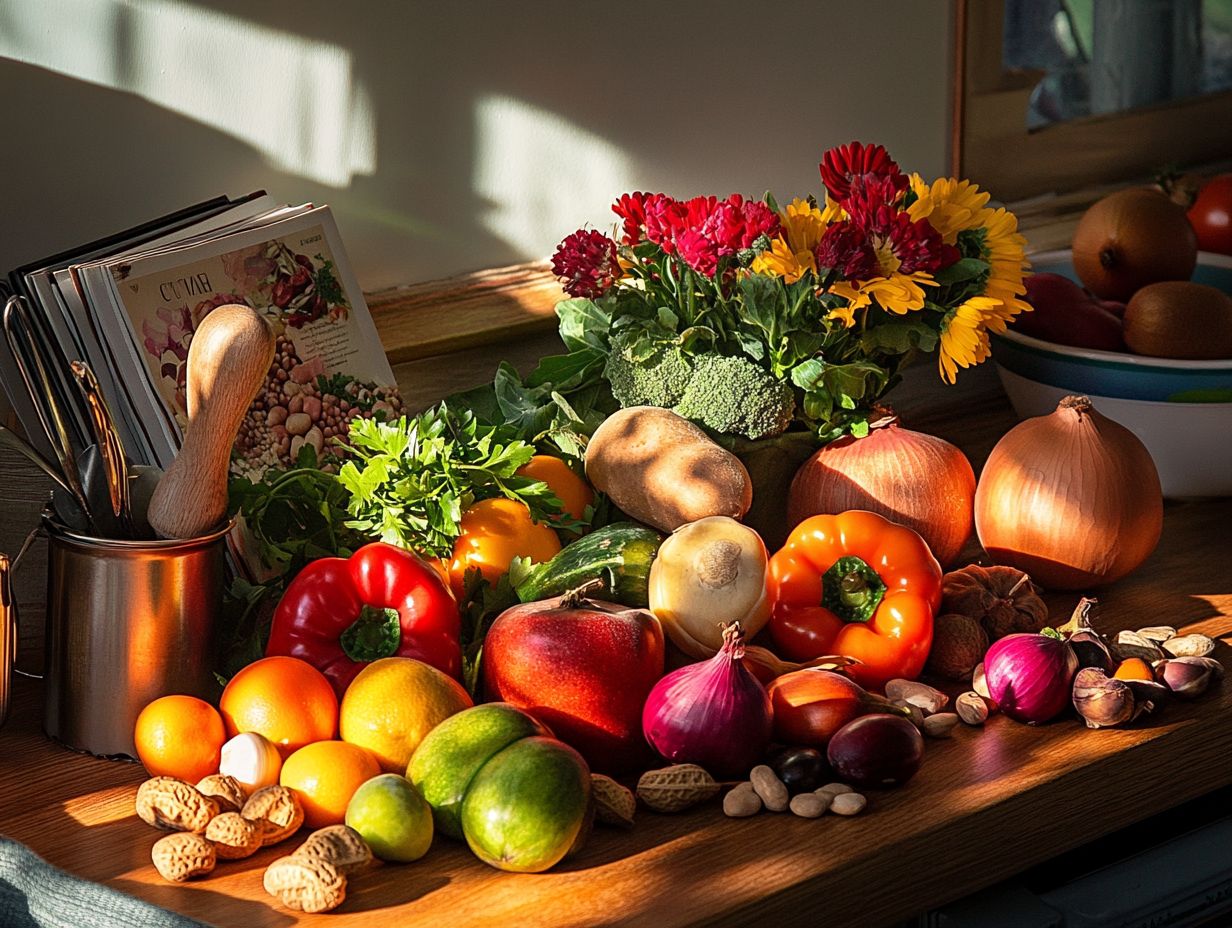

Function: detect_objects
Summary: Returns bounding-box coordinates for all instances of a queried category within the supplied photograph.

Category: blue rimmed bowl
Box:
[990,250,1232,498]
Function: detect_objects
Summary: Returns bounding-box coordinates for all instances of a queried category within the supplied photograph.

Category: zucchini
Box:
[513,522,661,607]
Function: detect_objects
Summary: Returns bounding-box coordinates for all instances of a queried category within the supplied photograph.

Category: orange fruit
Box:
[516,455,594,522]
[220,656,338,758]
[280,740,382,828]
[448,497,562,600]
[339,657,473,772]
[134,694,225,782]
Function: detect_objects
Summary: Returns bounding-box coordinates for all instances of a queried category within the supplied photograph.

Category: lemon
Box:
[339,657,472,772]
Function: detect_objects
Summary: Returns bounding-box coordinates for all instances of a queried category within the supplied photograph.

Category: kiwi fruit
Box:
[1123,281,1232,359]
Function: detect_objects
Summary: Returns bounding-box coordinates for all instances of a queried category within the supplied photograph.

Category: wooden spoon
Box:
[147,304,274,539]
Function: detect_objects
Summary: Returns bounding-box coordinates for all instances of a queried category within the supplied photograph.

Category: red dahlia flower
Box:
[647,194,781,276]
[551,229,621,298]
[612,192,653,245]
[815,222,881,280]
[644,195,687,255]
[816,204,955,281]
[820,141,908,205]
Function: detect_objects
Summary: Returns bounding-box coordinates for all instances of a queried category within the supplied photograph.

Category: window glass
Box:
[1004,0,1232,128]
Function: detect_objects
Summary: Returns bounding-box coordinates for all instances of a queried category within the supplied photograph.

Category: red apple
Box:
[482,594,665,775]
[1016,272,1127,351]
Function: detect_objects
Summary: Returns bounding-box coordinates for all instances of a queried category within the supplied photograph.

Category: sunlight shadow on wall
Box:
[473,94,630,259]
[0,0,375,187]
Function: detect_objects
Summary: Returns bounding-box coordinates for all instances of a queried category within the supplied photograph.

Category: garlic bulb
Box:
[219,731,282,795]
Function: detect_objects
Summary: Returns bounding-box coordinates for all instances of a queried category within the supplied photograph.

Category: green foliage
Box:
[229,445,364,579]
[312,256,345,307]
[339,406,581,559]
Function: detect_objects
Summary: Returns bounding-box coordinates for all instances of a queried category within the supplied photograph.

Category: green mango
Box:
[460,736,591,873]
[407,703,547,839]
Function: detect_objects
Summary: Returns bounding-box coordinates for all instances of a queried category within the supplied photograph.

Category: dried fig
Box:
[942,564,1048,640]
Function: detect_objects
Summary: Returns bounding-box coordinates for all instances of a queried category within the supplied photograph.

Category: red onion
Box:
[641,623,772,778]
[984,632,1080,724]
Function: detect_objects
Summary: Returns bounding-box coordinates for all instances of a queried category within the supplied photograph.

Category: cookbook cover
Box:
[106,206,403,477]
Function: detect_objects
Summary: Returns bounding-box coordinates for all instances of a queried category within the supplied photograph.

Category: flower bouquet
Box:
[479,141,1030,539]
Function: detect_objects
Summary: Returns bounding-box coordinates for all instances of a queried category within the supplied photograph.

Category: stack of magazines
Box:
[1,193,400,478]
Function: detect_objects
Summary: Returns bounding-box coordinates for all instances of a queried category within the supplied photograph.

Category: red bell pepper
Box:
[266,542,461,696]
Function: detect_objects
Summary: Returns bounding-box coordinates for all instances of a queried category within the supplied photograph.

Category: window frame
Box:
[953,0,1232,200]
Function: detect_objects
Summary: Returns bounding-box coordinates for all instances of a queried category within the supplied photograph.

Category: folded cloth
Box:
[0,837,209,928]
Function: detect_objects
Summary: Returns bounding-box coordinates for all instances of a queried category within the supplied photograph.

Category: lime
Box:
[345,773,434,863]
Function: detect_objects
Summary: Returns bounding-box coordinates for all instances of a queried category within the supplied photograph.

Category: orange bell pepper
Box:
[768,511,942,689]
[448,497,562,600]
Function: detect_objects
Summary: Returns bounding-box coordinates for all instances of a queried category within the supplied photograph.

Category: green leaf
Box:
[861,321,939,354]
[678,325,717,354]
[657,306,679,331]
[525,349,605,391]
[823,360,888,404]
[737,274,783,335]
[934,257,989,285]
[556,298,612,352]
[790,358,827,391]
[736,331,767,362]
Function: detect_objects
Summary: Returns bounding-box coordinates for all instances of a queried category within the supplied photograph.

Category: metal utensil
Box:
[72,446,126,538]
[49,446,100,535]
[70,360,133,537]
[2,297,91,523]
[42,514,232,757]
[128,464,163,540]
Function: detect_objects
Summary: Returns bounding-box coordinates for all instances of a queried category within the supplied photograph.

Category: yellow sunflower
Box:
[906,175,991,244]
[938,296,1000,383]
[978,206,1032,319]
[751,197,843,283]
[904,174,1032,381]
[827,274,937,327]
[751,236,815,283]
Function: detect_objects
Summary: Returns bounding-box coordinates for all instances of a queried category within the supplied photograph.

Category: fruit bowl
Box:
[991,250,1232,498]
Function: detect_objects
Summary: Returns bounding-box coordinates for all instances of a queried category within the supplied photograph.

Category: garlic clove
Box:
[1072,668,1137,729]
[955,691,990,725]
[1161,634,1216,658]
[972,662,997,708]
[1156,656,1223,699]
[219,732,283,796]
[884,679,948,714]
[1136,626,1178,644]
[1112,630,1165,664]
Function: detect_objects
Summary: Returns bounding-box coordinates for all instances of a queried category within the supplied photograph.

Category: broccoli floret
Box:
[673,355,795,440]
[604,347,693,408]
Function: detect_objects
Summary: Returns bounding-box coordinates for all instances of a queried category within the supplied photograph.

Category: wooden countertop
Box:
[2,370,1230,928]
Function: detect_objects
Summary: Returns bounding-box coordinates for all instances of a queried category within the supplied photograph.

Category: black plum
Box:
[826,714,923,788]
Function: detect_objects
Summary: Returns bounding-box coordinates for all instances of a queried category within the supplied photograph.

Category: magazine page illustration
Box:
[110,210,403,478]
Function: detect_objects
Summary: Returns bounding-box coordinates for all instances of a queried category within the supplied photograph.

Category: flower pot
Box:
[724,431,820,551]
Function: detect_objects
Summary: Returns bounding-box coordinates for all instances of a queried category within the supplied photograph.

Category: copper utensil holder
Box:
[40,513,232,758]
[0,554,13,728]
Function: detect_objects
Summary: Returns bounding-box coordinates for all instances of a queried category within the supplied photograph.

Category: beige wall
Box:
[0,0,954,293]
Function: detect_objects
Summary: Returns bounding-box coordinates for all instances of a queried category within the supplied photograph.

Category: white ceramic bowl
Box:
[991,250,1232,498]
